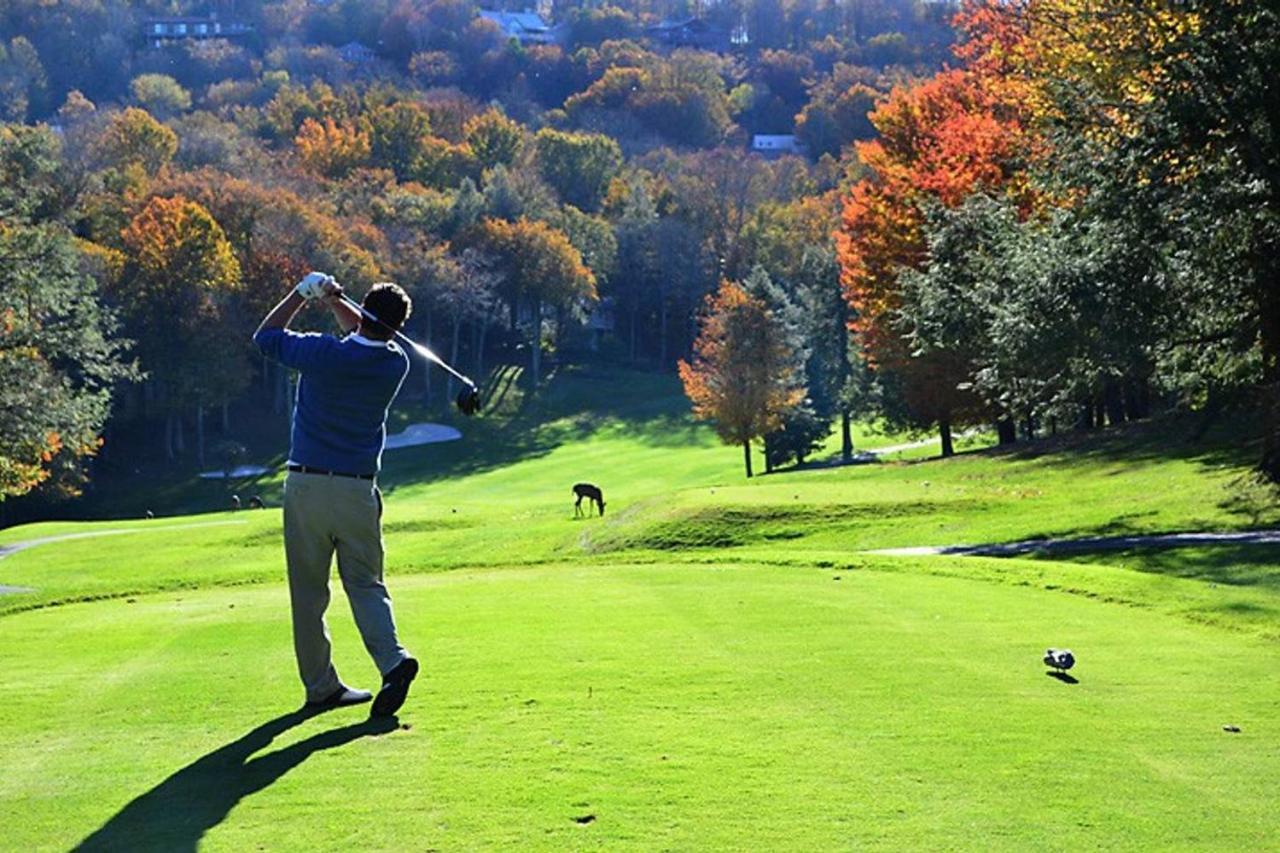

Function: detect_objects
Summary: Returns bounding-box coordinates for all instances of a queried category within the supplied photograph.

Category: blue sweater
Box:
[254,328,410,476]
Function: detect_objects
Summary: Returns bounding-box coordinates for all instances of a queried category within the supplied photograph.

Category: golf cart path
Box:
[866,529,1280,557]
[0,519,247,580]
[836,429,986,463]
[862,436,948,456]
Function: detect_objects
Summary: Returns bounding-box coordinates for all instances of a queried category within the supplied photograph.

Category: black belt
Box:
[287,464,374,480]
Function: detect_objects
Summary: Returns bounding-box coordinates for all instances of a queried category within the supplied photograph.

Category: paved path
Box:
[0,520,247,595]
[867,529,1280,557]
[846,429,986,462]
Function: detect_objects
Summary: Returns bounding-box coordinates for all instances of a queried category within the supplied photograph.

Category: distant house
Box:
[337,41,376,64]
[143,15,252,49]
[478,9,563,45]
[645,17,730,52]
[752,134,803,158]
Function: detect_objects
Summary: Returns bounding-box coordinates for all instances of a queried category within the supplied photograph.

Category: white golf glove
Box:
[295,272,339,301]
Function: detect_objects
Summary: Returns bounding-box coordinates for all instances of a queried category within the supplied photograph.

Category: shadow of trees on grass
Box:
[1059,543,1280,593]
[73,709,396,852]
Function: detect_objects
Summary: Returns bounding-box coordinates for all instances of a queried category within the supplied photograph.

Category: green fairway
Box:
[3,564,1276,851]
[1,368,1277,850]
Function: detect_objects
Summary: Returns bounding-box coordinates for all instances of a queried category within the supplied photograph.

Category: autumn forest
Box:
[2,0,1277,517]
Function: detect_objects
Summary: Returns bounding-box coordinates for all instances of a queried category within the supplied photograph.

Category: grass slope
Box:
[1,366,1277,850]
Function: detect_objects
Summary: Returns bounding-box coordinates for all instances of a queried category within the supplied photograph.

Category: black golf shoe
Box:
[372,657,419,717]
[306,685,372,711]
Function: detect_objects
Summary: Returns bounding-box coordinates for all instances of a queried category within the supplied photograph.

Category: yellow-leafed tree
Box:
[294,117,370,178]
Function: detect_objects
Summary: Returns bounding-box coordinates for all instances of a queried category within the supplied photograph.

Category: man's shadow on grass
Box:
[73,708,397,852]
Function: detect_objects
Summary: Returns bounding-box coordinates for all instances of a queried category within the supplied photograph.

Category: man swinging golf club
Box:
[254,272,418,716]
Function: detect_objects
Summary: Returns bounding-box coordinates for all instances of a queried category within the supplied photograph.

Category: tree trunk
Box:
[470,317,481,378]
[659,297,669,370]
[476,317,489,381]
[448,314,461,400]
[1103,379,1126,426]
[1125,379,1151,420]
[1257,206,1280,466]
[1260,286,1280,478]
[221,401,230,433]
[164,412,175,461]
[196,404,205,470]
[629,310,637,362]
[530,297,542,386]
[742,440,753,478]
[939,418,954,458]
[996,417,1017,446]
[175,413,186,455]
[841,411,853,462]
[422,312,433,407]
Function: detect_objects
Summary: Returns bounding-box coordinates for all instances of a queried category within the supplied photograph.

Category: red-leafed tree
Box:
[836,65,1040,455]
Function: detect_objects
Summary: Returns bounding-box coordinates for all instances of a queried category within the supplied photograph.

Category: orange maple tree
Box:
[836,45,1043,452]
[678,280,804,478]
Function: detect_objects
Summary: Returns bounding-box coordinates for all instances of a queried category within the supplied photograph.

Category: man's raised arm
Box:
[253,272,350,371]
[254,272,338,338]
[255,290,306,338]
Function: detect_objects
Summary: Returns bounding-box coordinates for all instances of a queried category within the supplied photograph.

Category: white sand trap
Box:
[199,465,271,479]
[385,422,462,450]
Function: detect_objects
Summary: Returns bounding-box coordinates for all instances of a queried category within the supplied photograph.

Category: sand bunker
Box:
[384,422,462,449]
[198,465,271,479]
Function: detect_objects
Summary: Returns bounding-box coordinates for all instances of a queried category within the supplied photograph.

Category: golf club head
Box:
[455,382,482,416]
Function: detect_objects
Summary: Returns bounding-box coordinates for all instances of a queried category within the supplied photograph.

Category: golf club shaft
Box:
[338,294,474,387]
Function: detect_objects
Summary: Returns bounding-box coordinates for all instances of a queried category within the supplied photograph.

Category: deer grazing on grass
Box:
[573,483,605,517]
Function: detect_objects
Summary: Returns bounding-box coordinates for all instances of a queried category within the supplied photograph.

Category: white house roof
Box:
[479,10,552,33]
[338,41,375,61]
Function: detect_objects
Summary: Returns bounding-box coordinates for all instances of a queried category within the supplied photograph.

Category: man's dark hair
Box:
[361,282,412,340]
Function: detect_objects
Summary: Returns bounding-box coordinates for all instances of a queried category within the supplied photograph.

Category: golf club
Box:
[338,293,483,416]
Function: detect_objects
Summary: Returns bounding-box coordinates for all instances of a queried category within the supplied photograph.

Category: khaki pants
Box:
[282,470,408,702]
